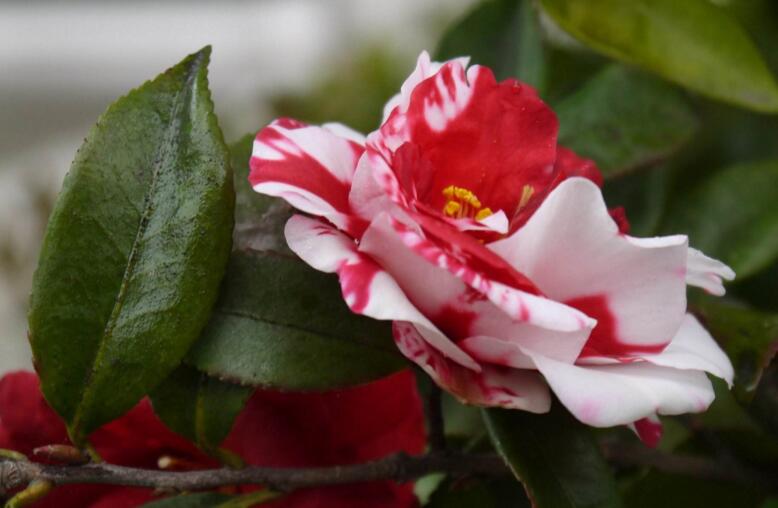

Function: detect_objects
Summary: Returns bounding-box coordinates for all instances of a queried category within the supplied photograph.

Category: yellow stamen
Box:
[442,185,493,221]
[475,208,493,221]
[518,185,534,210]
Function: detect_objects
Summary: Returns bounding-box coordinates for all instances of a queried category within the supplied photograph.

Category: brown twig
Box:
[0,453,506,494]
[2,445,777,499]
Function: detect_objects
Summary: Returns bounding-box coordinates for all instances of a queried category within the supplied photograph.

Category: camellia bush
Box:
[2,0,778,507]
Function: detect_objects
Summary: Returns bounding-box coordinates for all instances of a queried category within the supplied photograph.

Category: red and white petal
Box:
[250,119,364,234]
[528,352,715,427]
[394,322,551,412]
[458,305,593,369]
[360,213,595,334]
[631,415,663,448]
[284,214,479,370]
[641,313,734,386]
[490,178,688,357]
[686,247,735,296]
[380,51,471,126]
[322,122,367,145]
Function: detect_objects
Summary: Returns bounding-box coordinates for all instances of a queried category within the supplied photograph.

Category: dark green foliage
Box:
[484,405,623,508]
[186,250,405,390]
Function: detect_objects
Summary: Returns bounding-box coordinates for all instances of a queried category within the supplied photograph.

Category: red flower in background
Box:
[0,370,425,507]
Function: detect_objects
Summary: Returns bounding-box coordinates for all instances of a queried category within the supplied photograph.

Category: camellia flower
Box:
[0,370,424,507]
[249,51,736,444]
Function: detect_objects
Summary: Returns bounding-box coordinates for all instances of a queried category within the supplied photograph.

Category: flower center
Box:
[442,185,493,220]
[441,184,536,222]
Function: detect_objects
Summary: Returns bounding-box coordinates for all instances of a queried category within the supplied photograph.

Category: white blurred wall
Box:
[0,0,474,375]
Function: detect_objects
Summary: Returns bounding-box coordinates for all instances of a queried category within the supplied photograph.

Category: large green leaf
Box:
[693,298,778,398]
[539,0,778,112]
[27,47,234,444]
[662,160,778,279]
[186,250,405,390]
[151,365,252,456]
[556,65,697,178]
[483,405,622,508]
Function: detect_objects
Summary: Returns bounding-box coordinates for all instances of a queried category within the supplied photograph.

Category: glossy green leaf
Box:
[150,364,252,456]
[229,134,292,253]
[539,0,778,112]
[28,47,234,444]
[141,493,232,508]
[663,160,778,279]
[693,298,778,398]
[186,250,405,390]
[484,405,622,508]
[436,0,546,88]
[557,65,697,178]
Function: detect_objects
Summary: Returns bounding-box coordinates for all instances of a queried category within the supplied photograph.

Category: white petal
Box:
[529,352,715,427]
[284,214,479,370]
[642,313,734,386]
[686,247,735,296]
[491,177,689,354]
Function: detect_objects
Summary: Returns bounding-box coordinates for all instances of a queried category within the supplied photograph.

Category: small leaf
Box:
[150,364,252,456]
[662,160,778,279]
[539,0,778,112]
[693,298,778,398]
[28,47,234,444]
[483,405,622,508]
[436,0,548,88]
[186,250,405,390]
[556,65,697,178]
[141,492,232,507]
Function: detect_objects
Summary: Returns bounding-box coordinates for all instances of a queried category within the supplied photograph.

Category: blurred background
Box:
[0,0,476,374]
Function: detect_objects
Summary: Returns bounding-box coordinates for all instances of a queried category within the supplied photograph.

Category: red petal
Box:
[377,63,559,220]
[553,146,602,188]
[0,371,69,455]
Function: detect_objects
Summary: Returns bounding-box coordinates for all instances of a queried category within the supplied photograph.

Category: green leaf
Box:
[693,298,778,398]
[436,0,546,88]
[436,0,521,81]
[229,134,292,253]
[150,364,252,456]
[662,160,778,279]
[28,47,234,444]
[141,493,232,508]
[623,470,765,508]
[556,65,697,178]
[483,405,622,508]
[603,165,671,237]
[426,478,531,508]
[539,0,778,112]
[186,250,406,390]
